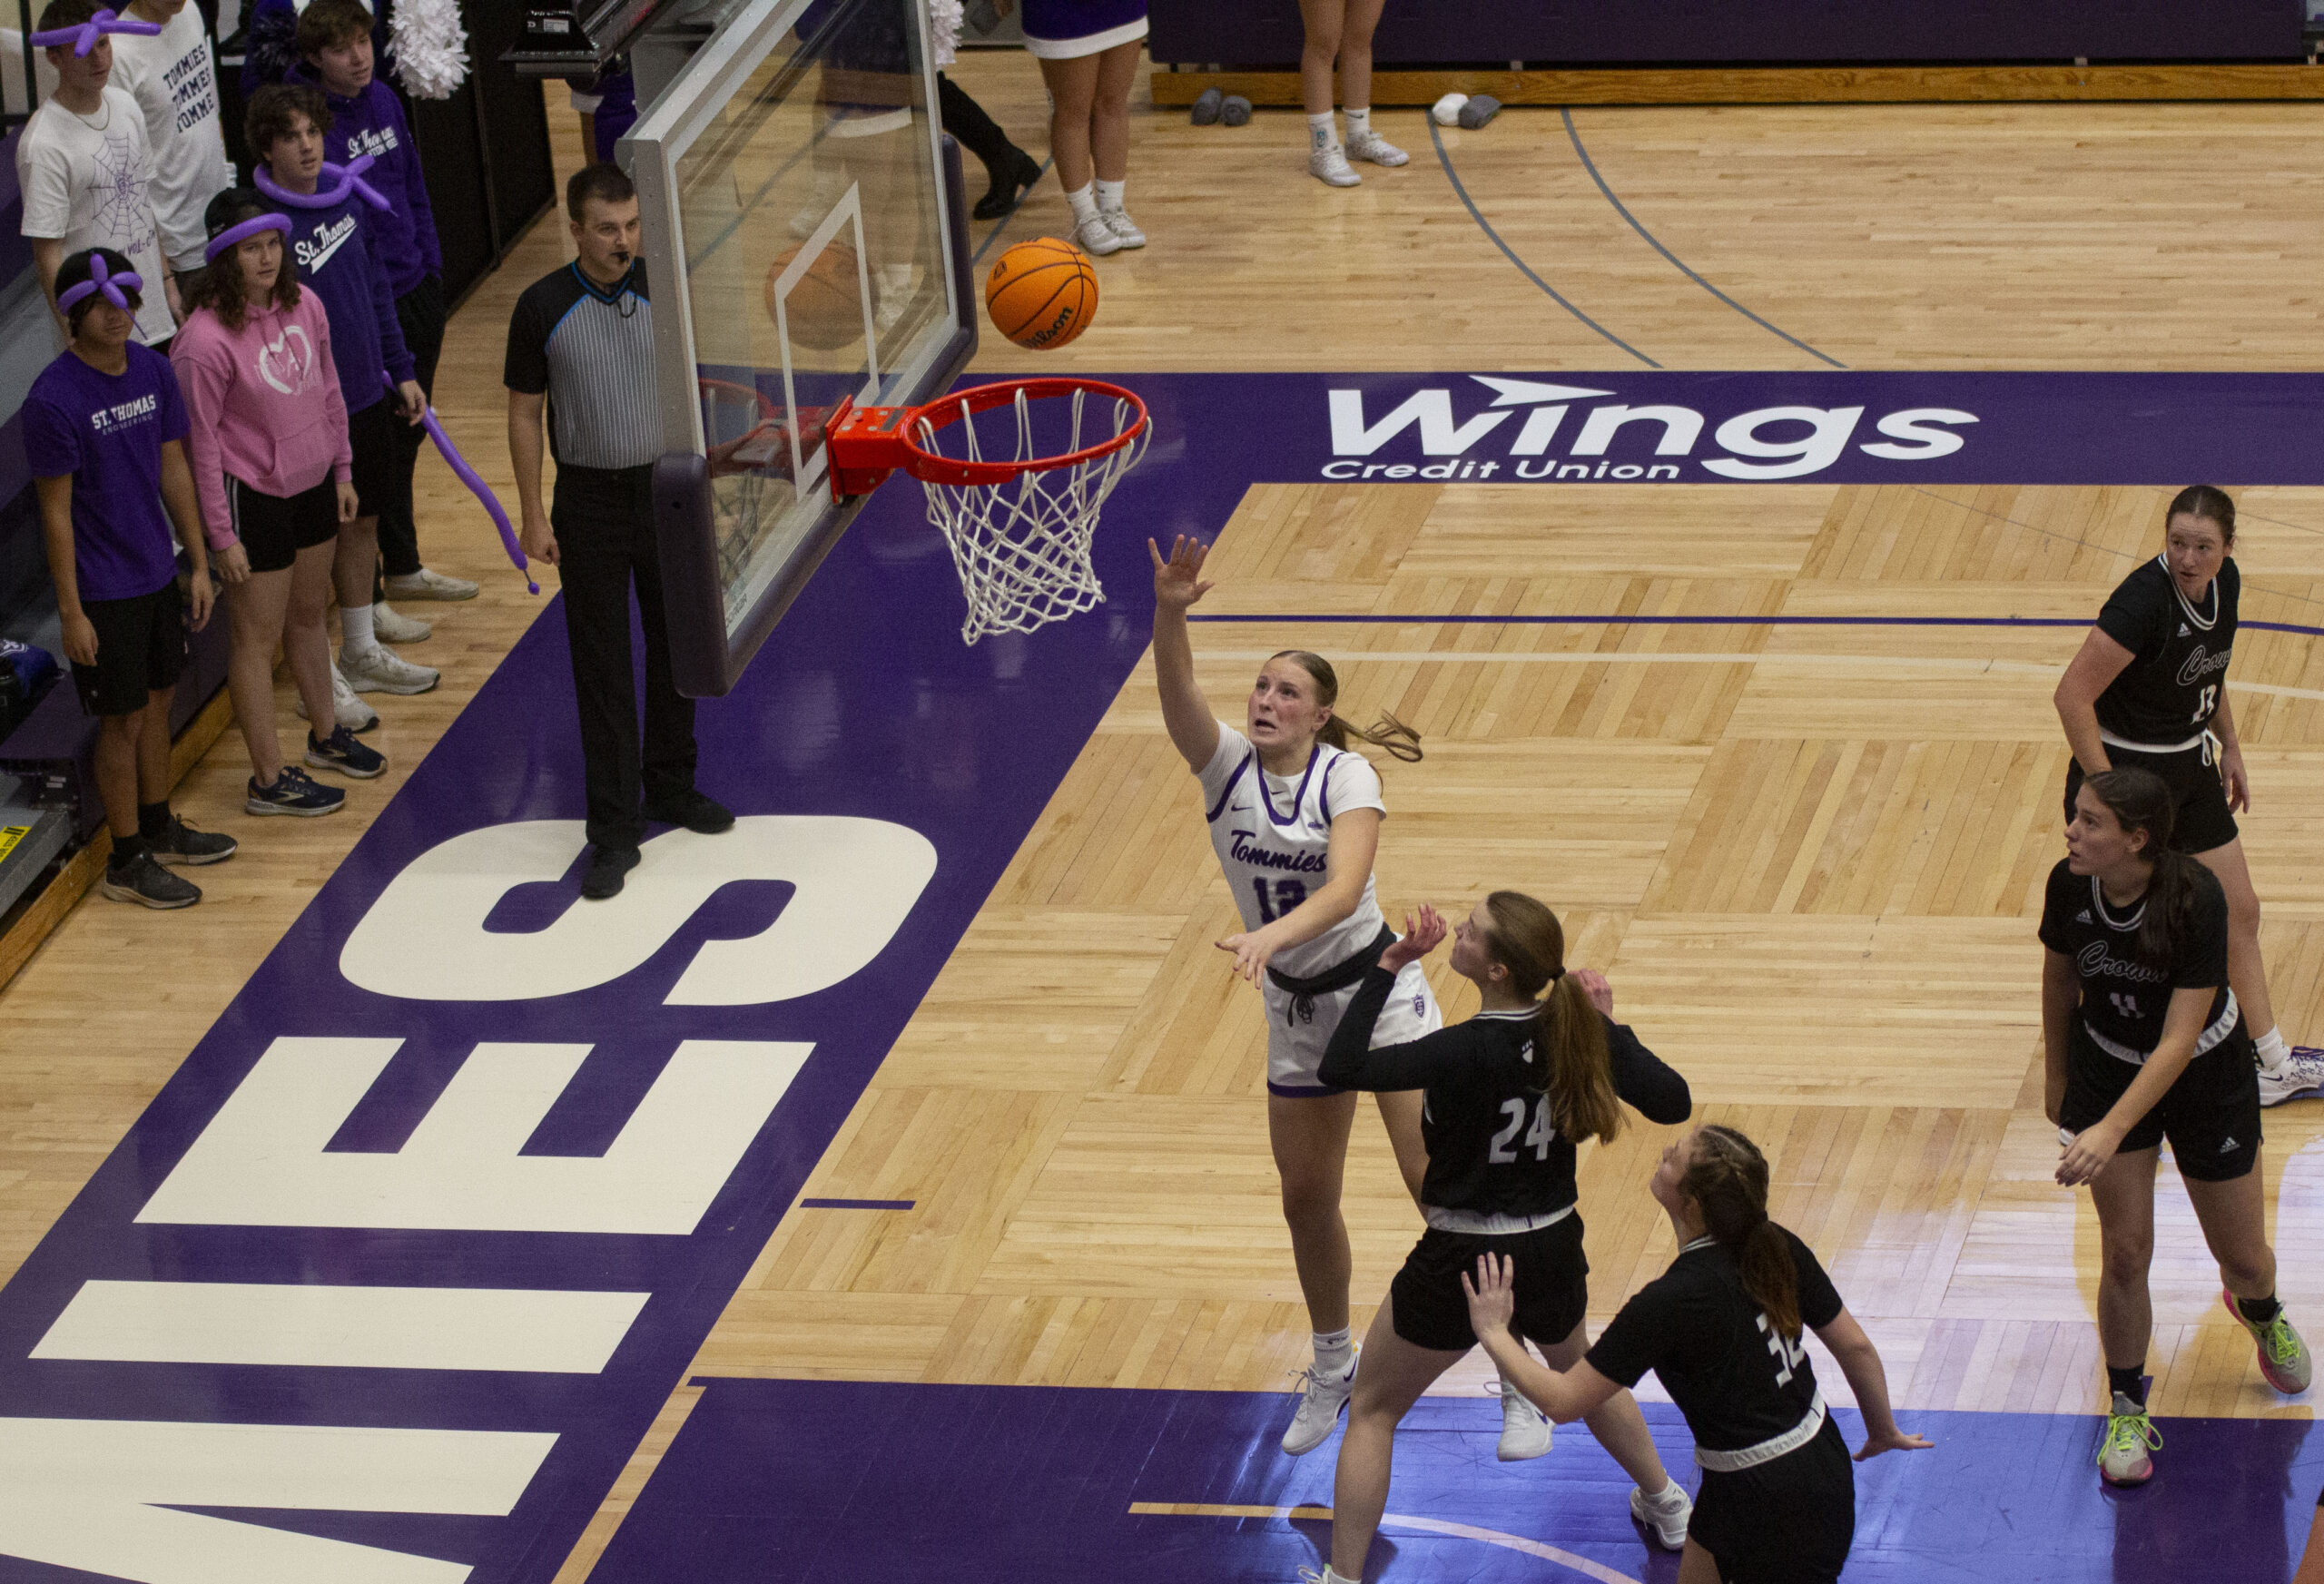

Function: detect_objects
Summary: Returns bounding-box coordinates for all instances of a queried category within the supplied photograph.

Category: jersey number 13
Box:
[1489,1095,1556,1163]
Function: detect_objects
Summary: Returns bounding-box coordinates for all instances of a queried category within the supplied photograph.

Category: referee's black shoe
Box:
[581,844,641,900]
[646,790,735,834]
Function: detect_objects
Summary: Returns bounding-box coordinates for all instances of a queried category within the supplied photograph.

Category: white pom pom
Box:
[1431,93,1468,127]
[928,0,964,67]
[390,0,470,101]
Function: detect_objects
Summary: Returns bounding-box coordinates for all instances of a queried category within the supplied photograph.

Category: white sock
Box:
[1094,177,1126,213]
[2256,1026,2290,1069]
[1644,1477,1687,1507]
[1307,111,1336,152]
[1344,106,1372,138]
[340,604,375,654]
[1065,182,1099,227]
[1313,1327,1354,1377]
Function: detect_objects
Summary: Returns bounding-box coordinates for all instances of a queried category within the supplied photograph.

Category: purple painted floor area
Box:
[595,1379,2322,1583]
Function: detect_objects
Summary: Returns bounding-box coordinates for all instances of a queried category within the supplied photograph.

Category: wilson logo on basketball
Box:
[988,238,1099,350]
[1320,375,1978,483]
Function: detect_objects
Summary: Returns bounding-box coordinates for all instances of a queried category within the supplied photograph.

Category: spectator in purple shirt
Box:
[27,247,236,908]
[290,0,476,616]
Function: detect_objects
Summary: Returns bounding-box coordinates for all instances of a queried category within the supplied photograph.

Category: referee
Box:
[507,162,732,900]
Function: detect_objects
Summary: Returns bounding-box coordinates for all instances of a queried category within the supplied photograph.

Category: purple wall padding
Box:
[1147,0,2303,67]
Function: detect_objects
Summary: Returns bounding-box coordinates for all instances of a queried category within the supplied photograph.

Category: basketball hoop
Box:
[823,377,1149,644]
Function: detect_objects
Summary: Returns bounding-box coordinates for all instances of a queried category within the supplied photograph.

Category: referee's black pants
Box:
[551,462,697,851]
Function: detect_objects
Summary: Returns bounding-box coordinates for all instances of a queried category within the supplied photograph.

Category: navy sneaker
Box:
[247,766,348,817]
[306,725,388,779]
[147,814,238,865]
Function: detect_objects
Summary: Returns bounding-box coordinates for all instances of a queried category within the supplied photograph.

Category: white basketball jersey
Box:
[1197,723,1388,979]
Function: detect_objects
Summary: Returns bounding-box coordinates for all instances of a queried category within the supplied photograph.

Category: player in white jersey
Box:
[1151,534,1441,1457]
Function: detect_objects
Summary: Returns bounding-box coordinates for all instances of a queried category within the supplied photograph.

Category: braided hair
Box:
[1679,1125,1801,1341]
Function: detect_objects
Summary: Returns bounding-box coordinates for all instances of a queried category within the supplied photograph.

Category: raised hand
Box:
[1571,968,1614,1018]
[1380,903,1446,973]
[1149,535,1215,612]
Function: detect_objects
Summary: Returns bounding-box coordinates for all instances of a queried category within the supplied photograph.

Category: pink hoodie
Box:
[171,290,353,551]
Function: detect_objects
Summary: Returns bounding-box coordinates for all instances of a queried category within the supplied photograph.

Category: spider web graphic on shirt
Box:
[84,131,158,260]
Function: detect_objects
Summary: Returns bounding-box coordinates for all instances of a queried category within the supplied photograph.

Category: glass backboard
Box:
[626,0,975,696]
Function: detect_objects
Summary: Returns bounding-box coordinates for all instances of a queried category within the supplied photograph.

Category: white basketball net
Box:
[911,385,1148,644]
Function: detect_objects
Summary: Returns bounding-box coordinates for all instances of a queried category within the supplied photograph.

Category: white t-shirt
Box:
[1196,723,1389,980]
[15,87,176,346]
[108,4,231,273]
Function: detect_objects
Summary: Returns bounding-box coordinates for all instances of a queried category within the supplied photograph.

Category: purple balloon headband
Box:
[254,153,390,213]
[203,212,292,264]
[56,254,142,313]
[28,6,160,55]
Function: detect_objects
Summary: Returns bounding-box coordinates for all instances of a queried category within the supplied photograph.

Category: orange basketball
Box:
[766,241,863,350]
[986,237,1098,350]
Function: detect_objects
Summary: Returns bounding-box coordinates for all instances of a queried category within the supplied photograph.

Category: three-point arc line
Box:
[1127,1502,1642,1584]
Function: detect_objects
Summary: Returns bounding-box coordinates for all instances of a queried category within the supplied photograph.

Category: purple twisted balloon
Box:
[255,154,390,213]
[56,252,141,312]
[202,212,291,265]
[385,370,537,595]
[29,6,160,55]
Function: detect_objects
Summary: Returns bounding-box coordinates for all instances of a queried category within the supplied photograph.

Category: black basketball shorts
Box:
[1390,1212,1589,1353]
[2064,741,2237,855]
[1690,1417,1856,1584]
[2061,1024,2260,1182]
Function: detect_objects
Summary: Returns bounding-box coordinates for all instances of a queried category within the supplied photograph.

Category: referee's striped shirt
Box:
[504,261,660,470]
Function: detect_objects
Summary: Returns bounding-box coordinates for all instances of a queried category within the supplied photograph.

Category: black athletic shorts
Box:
[1691,1417,1856,1584]
[2064,741,2237,855]
[70,580,187,717]
[347,397,399,519]
[2061,1023,2260,1181]
[230,474,340,573]
[1390,1212,1588,1353]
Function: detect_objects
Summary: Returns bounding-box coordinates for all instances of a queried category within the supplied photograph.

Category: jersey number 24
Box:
[1489,1095,1555,1163]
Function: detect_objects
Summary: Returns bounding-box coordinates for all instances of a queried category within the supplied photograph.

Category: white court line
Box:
[31,1280,650,1372]
[1201,650,2324,703]
[1127,1502,1641,1584]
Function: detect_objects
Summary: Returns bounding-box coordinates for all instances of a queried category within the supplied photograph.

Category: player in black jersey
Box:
[1462,1125,1929,1584]
[1302,893,1696,1584]
[2042,766,2310,1488]
[2053,485,2324,1107]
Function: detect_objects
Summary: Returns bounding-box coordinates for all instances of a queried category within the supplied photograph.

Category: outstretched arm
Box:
[1150,535,1220,772]
[1463,1254,1623,1422]
[1811,1308,1933,1461]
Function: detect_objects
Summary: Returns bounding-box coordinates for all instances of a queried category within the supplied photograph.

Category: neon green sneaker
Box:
[2223,1289,2313,1394]
[2098,1395,2161,1487]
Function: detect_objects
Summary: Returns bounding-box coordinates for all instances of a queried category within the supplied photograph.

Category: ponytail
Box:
[1481,890,1622,1146]
[2082,768,2201,969]
[1681,1125,1801,1342]
[1273,650,1424,763]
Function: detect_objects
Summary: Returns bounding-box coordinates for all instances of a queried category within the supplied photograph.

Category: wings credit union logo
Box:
[1321,376,1976,482]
